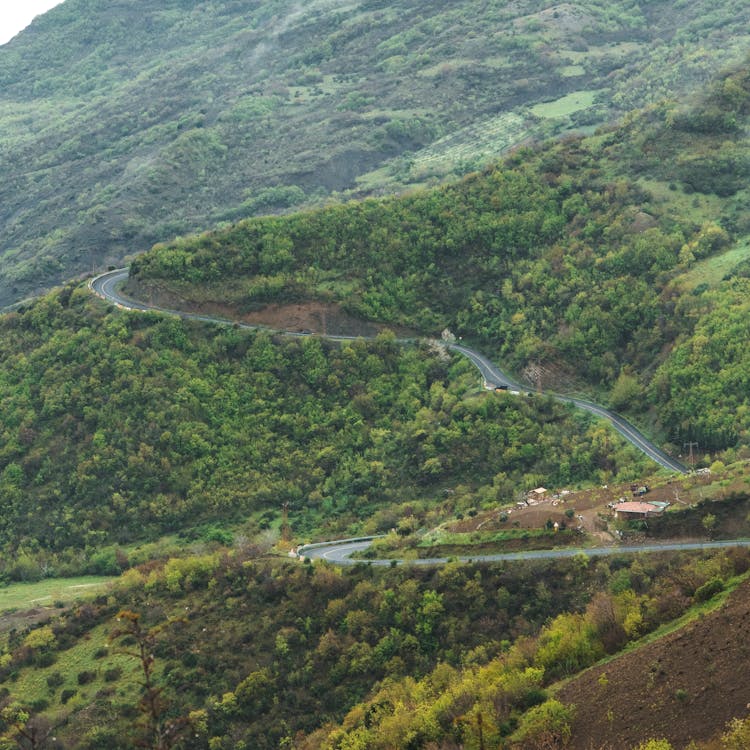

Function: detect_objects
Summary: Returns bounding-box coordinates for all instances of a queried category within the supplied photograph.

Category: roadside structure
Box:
[614,501,669,521]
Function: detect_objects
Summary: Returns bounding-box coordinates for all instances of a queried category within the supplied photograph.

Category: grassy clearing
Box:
[560,64,586,77]
[5,620,142,716]
[419,528,552,547]
[638,177,725,225]
[0,577,113,613]
[674,236,750,291]
[530,90,598,118]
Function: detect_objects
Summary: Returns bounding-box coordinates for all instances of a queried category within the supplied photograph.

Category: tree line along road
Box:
[90,268,687,474]
[89,268,750,567]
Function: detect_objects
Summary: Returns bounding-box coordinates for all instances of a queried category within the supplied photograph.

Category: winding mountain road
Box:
[90,268,686,473]
[89,268,750,567]
[448,344,687,474]
[298,537,750,566]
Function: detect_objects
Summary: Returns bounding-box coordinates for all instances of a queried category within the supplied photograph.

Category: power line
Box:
[683,441,698,468]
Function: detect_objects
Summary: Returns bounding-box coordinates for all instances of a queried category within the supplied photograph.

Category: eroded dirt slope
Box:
[558,577,750,749]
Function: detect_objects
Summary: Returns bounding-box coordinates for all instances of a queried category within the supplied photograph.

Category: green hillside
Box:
[2,0,750,305]
[0,282,650,579]
[297,553,750,750]
[129,57,750,455]
[3,7,750,750]
[0,541,748,748]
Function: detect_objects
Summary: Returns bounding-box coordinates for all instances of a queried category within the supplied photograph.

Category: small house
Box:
[614,501,667,521]
[528,487,548,503]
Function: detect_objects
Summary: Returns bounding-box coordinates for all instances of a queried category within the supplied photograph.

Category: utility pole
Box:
[683,441,698,469]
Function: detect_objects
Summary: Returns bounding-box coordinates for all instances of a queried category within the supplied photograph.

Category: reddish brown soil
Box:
[557,578,750,749]
[236,300,416,338]
[127,281,416,338]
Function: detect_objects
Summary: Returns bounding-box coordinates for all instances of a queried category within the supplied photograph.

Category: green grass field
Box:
[676,236,750,291]
[530,90,598,118]
[0,576,113,612]
[4,620,143,719]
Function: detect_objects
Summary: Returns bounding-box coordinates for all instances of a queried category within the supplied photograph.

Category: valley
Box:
[2,2,750,748]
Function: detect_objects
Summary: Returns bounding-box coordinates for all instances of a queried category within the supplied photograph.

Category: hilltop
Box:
[128,55,750,457]
[1,0,750,305]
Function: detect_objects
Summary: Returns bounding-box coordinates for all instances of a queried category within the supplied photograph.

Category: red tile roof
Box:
[615,501,662,514]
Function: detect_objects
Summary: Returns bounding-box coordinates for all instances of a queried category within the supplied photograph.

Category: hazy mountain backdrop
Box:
[1,0,749,305]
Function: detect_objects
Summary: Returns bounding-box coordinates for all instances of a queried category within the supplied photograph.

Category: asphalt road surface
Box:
[447,344,687,474]
[91,268,740,567]
[299,537,750,566]
[91,268,687,473]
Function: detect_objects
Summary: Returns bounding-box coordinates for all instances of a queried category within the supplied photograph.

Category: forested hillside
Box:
[130,57,750,454]
[3,5,750,749]
[0,282,649,580]
[2,0,750,305]
[297,550,750,750]
[1,540,748,748]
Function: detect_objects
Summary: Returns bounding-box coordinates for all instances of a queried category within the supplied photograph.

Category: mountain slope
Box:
[2,0,750,305]
[1,542,747,748]
[2,18,750,748]
[292,551,750,750]
[128,54,750,454]
[0,281,651,576]
[558,574,750,749]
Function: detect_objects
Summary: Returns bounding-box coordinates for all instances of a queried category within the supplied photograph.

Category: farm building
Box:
[528,487,548,502]
[614,501,669,520]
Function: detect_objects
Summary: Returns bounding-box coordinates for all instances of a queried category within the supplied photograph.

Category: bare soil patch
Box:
[557,577,750,748]
[126,280,416,338]
[0,606,57,634]
[236,300,415,338]
[443,472,740,550]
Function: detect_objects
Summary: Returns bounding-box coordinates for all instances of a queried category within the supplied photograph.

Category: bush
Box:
[81,726,132,750]
[694,577,724,602]
[87,547,122,576]
[34,652,56,667]
[200,525,233,545]
[510,699,574,748]
[30,698,49,712]
[104,667,122,682]
[61,689,77,704]
[77,670,97,685]
[46,672,64,689]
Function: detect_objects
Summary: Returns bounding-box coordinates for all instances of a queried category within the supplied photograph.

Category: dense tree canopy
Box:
[131,57,750,454]
[1,538,747,749]
[0,282,648,579]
